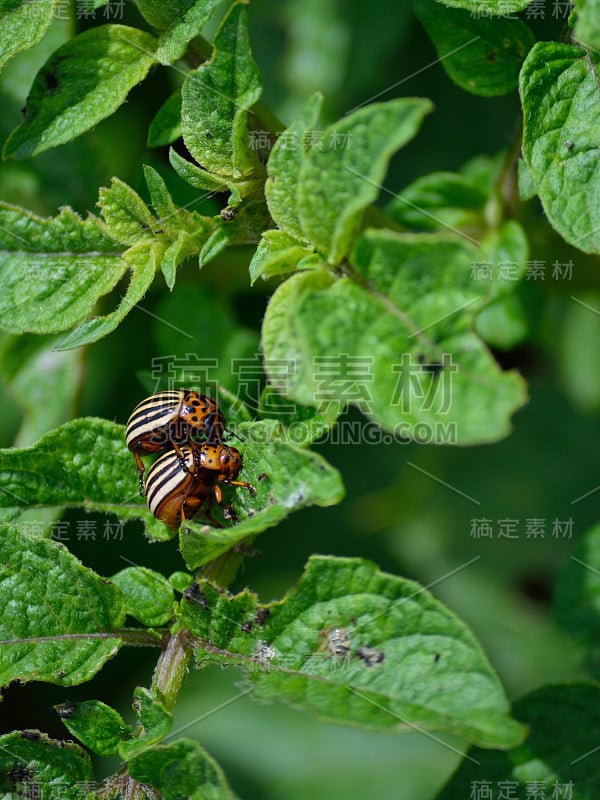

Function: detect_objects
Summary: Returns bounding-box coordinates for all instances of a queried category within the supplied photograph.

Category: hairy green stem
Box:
[493,122,523,220]
[151,627,193,711]
[147,538,252,714]
[200,543,249,587]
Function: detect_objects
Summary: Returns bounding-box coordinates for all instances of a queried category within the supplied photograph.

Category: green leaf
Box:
[476,220,528,303]
[0,204,125,336]
[0,0,58,72]
[470,221,530,352]
[200,226,231,262]
[439,684,600,799]
[574,0,600,49]
[128,739,236,800]
[180,580,256,645]
[414,0,534,96]
[182,556,525,749]
[517,157,537,200]
[475,293,529,350]
[1,336,83,446]
[144,164,177,220]
[136,0,203,29]
[148,88,182,147]
[179,420,344,569]
[169,147,232,193]
[119,687,172,760]
[215,386,254,425]
[0,417,169,540]
[249,229,316,284]
[98,177,157,246]
[156,0,227,65]
[433,0,531,11]
[97,171,217,292]
[262,232,527,445]
[296,98,433,264]
[55,699,129,756]
[251,556,525,747]
[180,3,263,183]
[520,42,600,254]
[3,25,158,159]
[0,730,92,798]
[55,240,159,350]
[169,571,193,593]
[0,524,126,687]
[258,385,344,445]
[159,204,208,286]
[159,231,187,288]
[387,170,487,232]
[264,92,323,243]
[142,167,220,287]
[111,567,175,627]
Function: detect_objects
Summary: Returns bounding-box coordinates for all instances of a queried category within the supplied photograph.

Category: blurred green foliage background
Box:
[0,1,599,798]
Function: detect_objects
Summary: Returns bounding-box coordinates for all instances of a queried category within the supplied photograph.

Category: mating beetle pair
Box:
[126,389,225,485]
[126,390,253,530]
[144,443,253,530]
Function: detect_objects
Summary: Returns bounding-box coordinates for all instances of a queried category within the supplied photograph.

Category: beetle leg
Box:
[189,443,204,474]
[181,494,203,522]
[133,450,146,495]
[202,494,222,528]
[223,504,239,523]
[223,427,244,443]
[219,477,256,497]
[172,441,193,474]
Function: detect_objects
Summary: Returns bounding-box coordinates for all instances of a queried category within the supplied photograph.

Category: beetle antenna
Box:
[224,427,244,442]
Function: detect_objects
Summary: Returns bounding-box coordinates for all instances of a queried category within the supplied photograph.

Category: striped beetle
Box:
[194,441,251,504]
[144,443,253,530]
[126,390,226,489]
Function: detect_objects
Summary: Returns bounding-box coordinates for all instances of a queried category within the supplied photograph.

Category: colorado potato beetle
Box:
[126,390,226,488]
[195,441,254,503]
[144,443,253,530]
[144,446,214,531]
